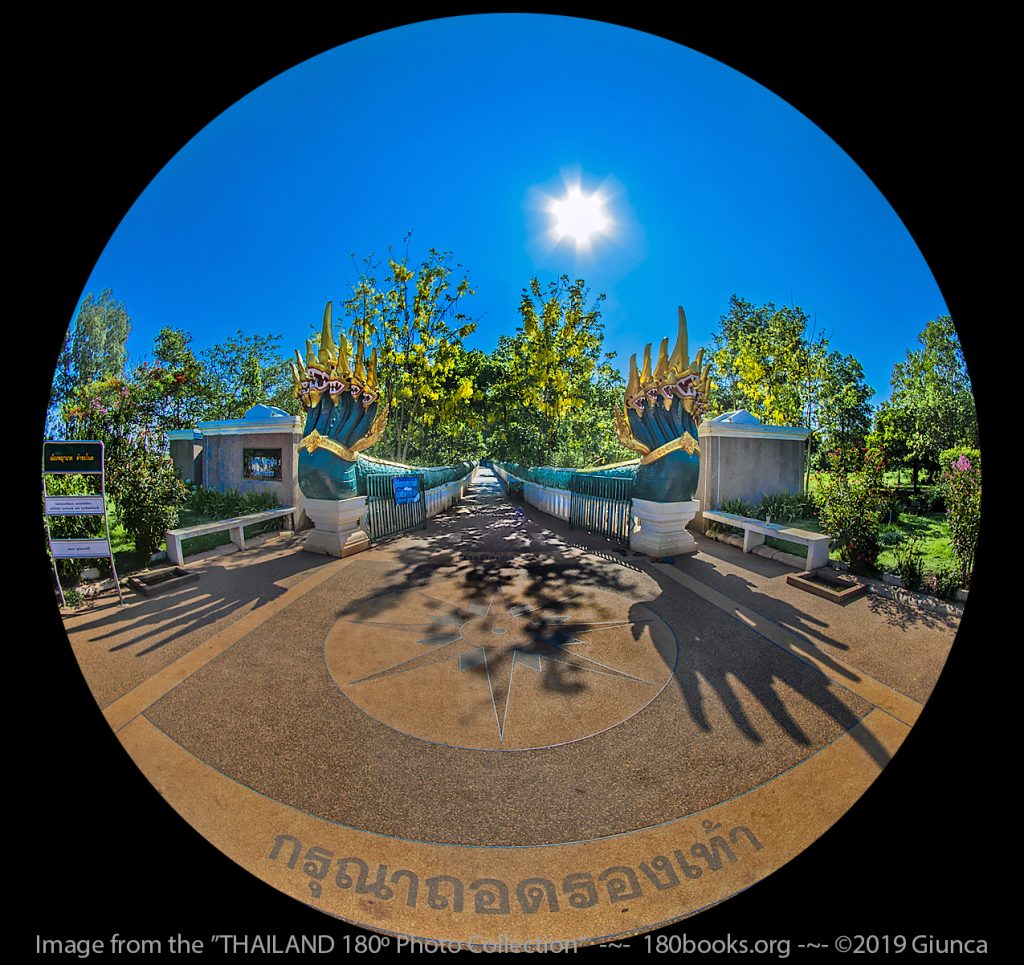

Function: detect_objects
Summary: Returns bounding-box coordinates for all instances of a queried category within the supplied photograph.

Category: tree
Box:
[478,276,627,468]
[883,316,977,488]
[811,351,874,469]
[49,289,131,435]
[707,295,824,428]
[202,331,299,420]
[150,326,213,431]
[339,238,478,464]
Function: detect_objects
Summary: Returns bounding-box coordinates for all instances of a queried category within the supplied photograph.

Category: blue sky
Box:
[70,14,948,406]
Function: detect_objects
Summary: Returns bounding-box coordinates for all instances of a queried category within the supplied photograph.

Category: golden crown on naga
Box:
[614,306,712,457]
[290,302,382,410]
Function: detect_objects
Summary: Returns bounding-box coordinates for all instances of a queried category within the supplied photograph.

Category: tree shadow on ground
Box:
[64,534,334,657]
[335,471,896,768]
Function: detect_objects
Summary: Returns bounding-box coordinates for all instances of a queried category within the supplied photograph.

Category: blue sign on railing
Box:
[392,475,422,505]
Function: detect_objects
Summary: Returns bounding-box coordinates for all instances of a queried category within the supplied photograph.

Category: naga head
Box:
[290,302,381,411]
[623,307,711,424]
[613,306,712,503]
[292,302,389,500]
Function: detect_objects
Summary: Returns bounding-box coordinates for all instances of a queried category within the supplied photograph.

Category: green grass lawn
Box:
[710,511,954,577]
[877,512,954,575]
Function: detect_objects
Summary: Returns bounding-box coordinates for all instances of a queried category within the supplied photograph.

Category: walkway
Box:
[60,467,958,946]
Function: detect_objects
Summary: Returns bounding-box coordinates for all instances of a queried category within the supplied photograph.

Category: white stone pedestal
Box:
[301,496,370,557]
[629,498,700,557]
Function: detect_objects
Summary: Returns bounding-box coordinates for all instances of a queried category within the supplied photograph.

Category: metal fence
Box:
[364,472,427,541]
[568,473,634,545]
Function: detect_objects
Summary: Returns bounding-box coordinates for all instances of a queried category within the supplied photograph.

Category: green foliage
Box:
[757,492,815,524]
[202,331,299,420]
[707,296,819,426]
[182,485,280,520]
[706,296,875,490]
[816,446,887,574]
[813,351,874,458]
[938,446,980,476]
[892,539,926,591]
[880,316,977,487]
[877,525,905,550]
[150,327,213,431]
[112,451,187,564]
[50,289,131,435]
[44,473,108,586]
[482,276,627,468]
[923,567,962,601]
[338,237,478,464]
[62,588,84,609]
[719,496,759,519]
[942,448,981,588]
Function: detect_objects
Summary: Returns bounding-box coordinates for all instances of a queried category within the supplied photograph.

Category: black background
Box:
[23,6,1000,960]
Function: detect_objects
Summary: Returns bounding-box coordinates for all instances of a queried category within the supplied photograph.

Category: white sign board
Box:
[50,539,112,559]
[45,495,106,516]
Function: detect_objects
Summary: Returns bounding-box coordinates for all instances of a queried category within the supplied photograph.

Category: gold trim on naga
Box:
[300,430,359,461]
[639,432,701,465]
[576,458,642,474]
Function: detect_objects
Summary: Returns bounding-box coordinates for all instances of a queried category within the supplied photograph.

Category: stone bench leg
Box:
[229,525,246,552]
[806,540,829,570]
[166,534,184,566]
[743,529,766,554]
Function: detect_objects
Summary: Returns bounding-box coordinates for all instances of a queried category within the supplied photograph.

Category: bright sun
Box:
[549,185,611,246]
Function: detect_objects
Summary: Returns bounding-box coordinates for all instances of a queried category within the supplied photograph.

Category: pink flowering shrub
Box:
[941,447,981,588]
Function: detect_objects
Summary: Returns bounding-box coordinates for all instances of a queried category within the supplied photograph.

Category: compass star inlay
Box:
[325,578,678,750]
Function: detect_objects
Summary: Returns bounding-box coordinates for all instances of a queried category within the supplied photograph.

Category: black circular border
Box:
[24,9,999,957]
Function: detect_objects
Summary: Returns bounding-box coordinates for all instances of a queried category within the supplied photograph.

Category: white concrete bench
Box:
[166,507,297,565]
[702,510,831,570]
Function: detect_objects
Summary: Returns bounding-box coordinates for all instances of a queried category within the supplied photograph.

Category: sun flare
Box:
[549,185,611,246]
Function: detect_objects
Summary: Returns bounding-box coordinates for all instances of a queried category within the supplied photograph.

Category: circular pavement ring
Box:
[325,578,679,751]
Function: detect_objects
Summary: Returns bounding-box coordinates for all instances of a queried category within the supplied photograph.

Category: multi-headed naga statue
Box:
[290,304,390,500]
[290,304,473,505]
[613,307,711,502]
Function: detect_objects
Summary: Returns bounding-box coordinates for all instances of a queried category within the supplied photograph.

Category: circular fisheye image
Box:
[39,14,984,951]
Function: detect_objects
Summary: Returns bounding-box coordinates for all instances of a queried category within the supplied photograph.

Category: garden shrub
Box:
[758,493,798,523]
[719,497,759,519]
[182,484,226,518]
[112,450,187,564]
[924,567,962,601]
[892,539,925,591]
[880,488,905,524]
[183,486,280,520]
[794,490,817,518]
[709,497,758,536]
[943,450,981,588]
[816,446,887,574]
[757,491,815,523]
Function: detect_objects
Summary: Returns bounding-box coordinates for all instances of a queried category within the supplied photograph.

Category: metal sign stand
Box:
[43,440,124,608]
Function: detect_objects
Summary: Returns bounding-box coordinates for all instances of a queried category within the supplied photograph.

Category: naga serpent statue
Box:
[290,303,473,502]
[497,307,711,503]
[613,306,712,502]
[291,303,390,500]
